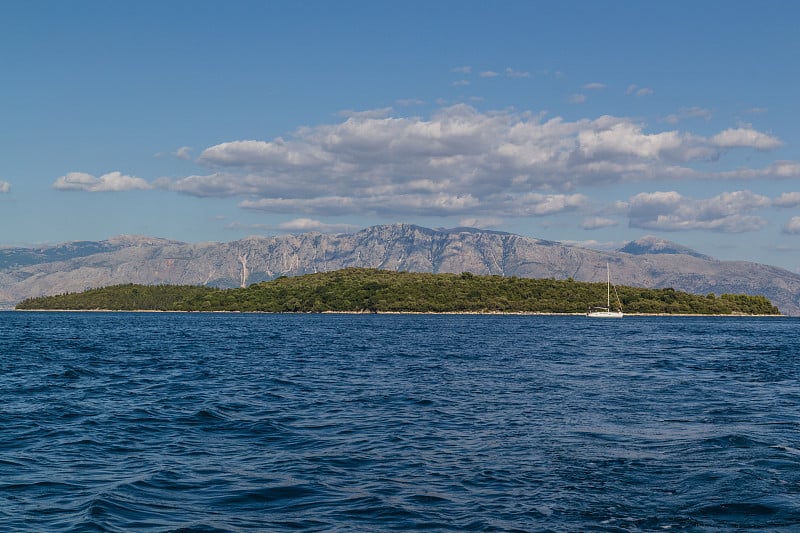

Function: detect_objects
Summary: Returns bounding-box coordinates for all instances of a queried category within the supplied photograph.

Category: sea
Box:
[2,312,800,532]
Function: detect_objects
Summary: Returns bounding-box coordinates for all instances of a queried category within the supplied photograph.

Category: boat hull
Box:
[587,310,623,318]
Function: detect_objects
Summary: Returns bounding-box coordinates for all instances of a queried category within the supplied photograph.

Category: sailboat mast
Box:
[606,263,610,308]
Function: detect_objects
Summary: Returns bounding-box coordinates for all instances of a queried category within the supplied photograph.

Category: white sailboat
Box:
[587,263,623,318]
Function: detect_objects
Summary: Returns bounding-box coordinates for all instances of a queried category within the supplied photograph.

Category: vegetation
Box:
[15,268,781,315]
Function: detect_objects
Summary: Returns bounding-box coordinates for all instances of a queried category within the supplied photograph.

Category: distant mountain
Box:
[2,224,799,315]
[618,235,712,260]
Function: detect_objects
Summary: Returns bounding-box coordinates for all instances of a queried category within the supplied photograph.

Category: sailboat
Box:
[587,263,623,318]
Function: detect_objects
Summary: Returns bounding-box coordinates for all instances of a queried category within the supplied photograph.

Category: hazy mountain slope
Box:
[2,224,799,315]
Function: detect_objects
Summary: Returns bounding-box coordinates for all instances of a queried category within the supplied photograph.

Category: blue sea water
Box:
[1,312,800,532]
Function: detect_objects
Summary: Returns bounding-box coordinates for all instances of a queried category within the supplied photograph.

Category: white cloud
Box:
[452,79,470,87]
[626,84,653,97]
[569,94,587,104]
[151,105,795,221]
[458,217,503,229]
[626,190,770,233]
[769,161,800,177]
[225,218,357,234]
[505,67,530,78]
[711,128,782,150]
[397,98,424,106]
[783,217,800,235]
[774,192,800,207]
[155,146,193,160]
[582,216,618,229]
[479,71,499,78]
[174,146,192,160]
[53,171,152,192]
[0,181,9,193]
[337,107,393,119]
[451,66,472,74]
[662,107,713,124]
[583,82,606,90]
[278,218,355,233]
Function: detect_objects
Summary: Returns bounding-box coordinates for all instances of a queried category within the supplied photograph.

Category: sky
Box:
[2,1,800,272]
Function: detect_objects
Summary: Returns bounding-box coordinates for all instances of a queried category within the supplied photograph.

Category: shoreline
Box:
[10,308,785,317]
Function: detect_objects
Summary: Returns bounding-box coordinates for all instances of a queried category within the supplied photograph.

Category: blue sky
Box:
[2,1,800,272]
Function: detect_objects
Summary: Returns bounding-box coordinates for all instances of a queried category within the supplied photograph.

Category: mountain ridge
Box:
[2,224,799,315]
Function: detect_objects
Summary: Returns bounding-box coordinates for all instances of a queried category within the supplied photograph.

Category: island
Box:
[14,268,781,315]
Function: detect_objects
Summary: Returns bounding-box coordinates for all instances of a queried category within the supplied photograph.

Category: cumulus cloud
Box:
[626,190,770,233]
[152,105,793,221]
[174,146,193,160]
[783,217,800,234]
[458,217,504,229]
[774,192,800,208]
[569,94,587,104]
[0,181,9,193]
[583,82,606,90]
[711,128,782,150]
[53,171,152,192]
[479,70,499,78]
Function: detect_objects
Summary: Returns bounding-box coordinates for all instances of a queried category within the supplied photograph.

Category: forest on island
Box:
[16,268,781,315]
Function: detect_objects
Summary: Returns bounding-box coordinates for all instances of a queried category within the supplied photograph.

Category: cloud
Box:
[397,98,424,106]
[277,218,356,233]
[711,128,782,150]
[458,217,503,229]
[479,71,499,78]
[0,181,9,193]
[174,146,192,160]
[626,84,653,97]
[452,79,470,87]
[53,171,152,192]
[226,218,358,234]
[662,107,713,125]
[783,217,800,235]
[505,67,530,78]
[774,192,800,208]
[713,160,800,181]
[582,216,618,229]
[569,94,587,104]
[583,83,606,90]
[626,190,770,233]
[337,107,393,119]
[155,146,193,160]
[153,105,794,221]
[451,66,472,74]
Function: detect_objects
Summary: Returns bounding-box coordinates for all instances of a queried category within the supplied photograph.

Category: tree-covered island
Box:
[15,268,781,315]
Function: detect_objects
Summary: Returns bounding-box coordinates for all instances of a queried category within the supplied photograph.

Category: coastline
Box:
[11,308,785,317]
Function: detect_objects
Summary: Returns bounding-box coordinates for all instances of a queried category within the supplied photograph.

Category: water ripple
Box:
[1,313,799,530]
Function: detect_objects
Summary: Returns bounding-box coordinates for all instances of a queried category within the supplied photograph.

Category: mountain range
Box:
[2,224,799,315]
